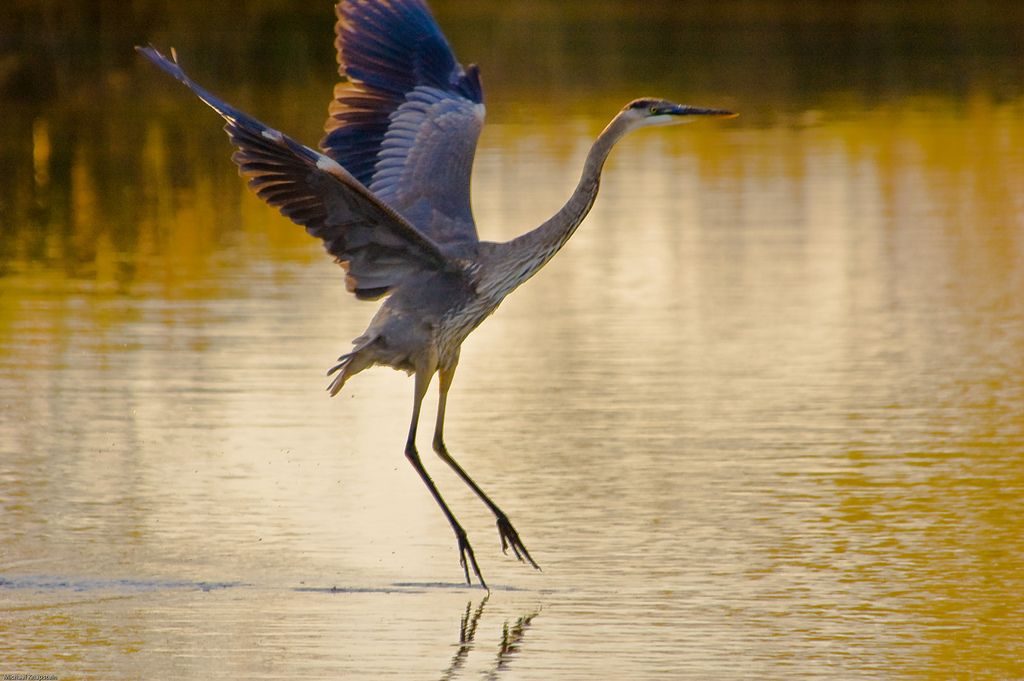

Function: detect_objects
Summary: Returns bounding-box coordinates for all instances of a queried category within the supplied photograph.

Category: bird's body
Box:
[331,265,479,389]
[138,0,735,589]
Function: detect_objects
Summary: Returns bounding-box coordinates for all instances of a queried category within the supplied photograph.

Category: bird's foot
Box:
[456,529,488,591]
[497,515,540,571]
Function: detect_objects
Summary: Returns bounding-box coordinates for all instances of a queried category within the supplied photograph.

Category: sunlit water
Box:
[3,3,1024,679]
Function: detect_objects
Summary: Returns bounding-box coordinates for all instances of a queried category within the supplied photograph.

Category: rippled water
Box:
[3,2,1024,679]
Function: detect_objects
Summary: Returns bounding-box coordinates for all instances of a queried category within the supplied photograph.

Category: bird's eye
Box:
[649,105,660,115]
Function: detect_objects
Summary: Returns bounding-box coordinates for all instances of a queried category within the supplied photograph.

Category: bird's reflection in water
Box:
[439,595,541,680]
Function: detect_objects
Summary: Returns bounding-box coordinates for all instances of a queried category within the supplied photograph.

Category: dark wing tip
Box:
[135,45,193,89]
[461,63,483,104]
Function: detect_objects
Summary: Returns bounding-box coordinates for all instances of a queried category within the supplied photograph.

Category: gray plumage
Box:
[137,0,735,590]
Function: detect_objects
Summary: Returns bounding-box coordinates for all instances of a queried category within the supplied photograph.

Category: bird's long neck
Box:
[483,114,632,298]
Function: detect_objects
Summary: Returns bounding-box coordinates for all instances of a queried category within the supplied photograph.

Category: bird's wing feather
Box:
[322,0,484,247]
[137,46,457,301]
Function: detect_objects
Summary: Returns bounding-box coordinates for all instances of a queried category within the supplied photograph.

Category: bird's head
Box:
[619,98,737,129]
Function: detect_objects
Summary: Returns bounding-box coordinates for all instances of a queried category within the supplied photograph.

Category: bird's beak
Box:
[670,105,738,119]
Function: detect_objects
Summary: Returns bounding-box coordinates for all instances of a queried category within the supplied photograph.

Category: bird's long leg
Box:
[432,361,540,571]
[406,366,487,589]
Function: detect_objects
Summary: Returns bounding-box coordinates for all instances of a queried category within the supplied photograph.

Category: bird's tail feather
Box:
[326,347,373,396]
[326,354,353,397]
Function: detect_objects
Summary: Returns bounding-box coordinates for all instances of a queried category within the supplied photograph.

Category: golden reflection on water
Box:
[3,100,1024,679]
[3,2,1024,679]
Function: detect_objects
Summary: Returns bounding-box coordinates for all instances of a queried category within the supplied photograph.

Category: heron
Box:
[137,0,735,590]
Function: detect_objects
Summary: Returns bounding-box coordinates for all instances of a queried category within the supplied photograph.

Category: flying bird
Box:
[137,0,735,590]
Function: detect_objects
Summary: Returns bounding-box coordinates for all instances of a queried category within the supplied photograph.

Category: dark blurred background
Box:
[4,1,1024,104]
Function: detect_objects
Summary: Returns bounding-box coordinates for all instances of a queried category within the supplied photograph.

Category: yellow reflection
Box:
[32,117,50,188]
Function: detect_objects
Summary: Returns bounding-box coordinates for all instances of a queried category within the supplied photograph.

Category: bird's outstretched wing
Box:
[137,46,461,301]
[323,0,485,248]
